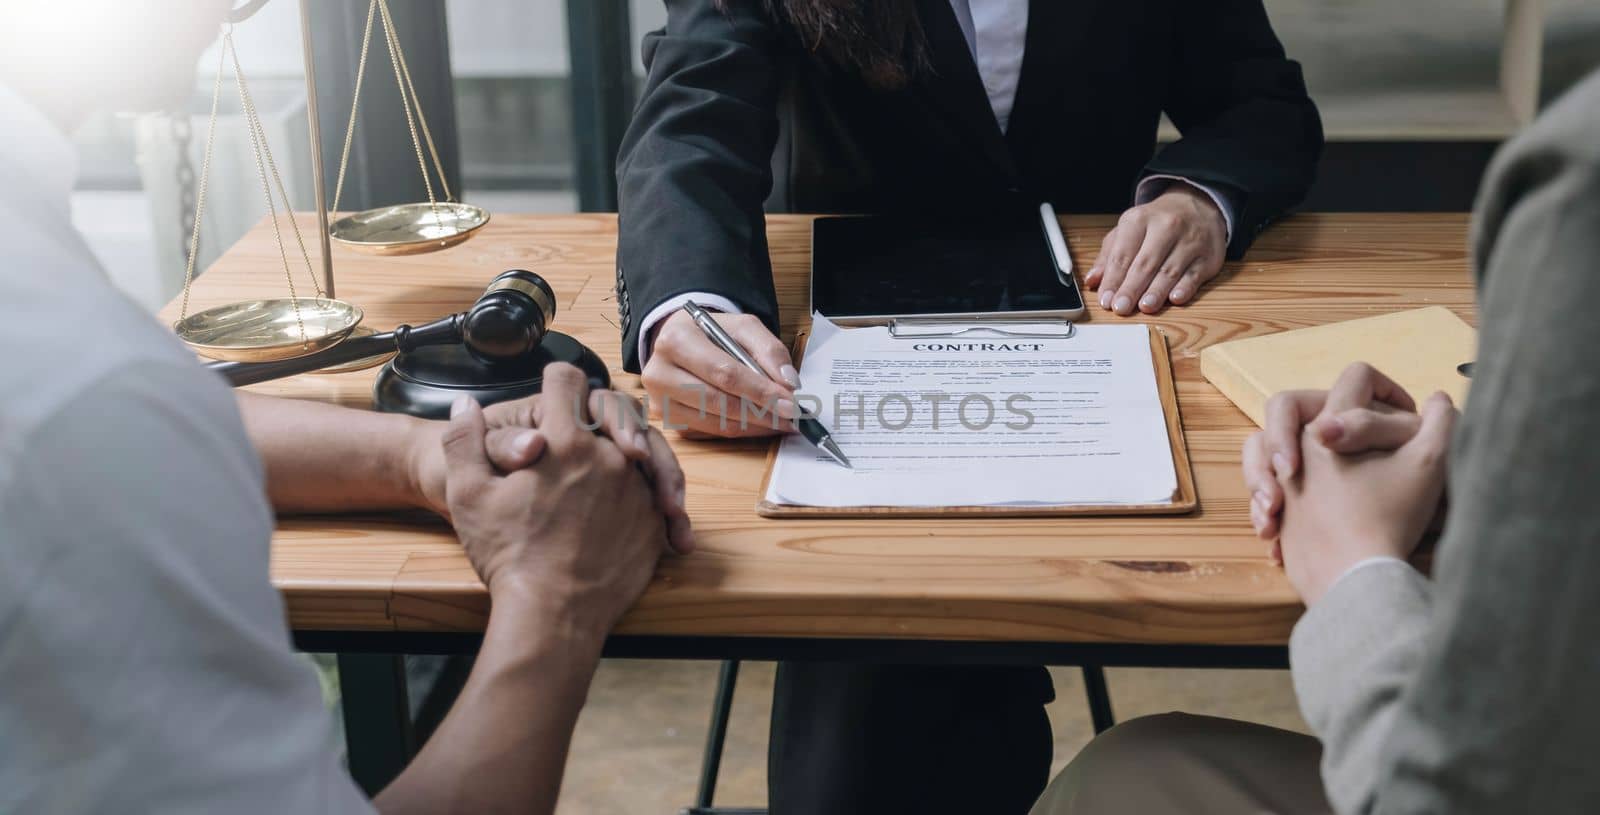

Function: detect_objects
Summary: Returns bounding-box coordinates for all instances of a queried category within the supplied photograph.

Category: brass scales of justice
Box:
[173,0,608,418]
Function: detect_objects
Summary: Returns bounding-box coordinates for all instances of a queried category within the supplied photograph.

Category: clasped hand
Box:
[1242,363,1459,606]
[411,364,693,630]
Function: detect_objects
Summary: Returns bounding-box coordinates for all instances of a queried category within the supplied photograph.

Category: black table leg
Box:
[1081,664,1116,734]
[338,653,416,796]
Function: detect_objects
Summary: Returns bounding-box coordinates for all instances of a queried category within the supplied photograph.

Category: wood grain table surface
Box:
[162,212,1476,646]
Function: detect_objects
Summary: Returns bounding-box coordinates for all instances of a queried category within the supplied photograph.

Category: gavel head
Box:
[462,270,558,362]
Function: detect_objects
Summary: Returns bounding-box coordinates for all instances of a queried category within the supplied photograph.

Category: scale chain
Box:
[376,0,447,228]
[232,41,323,301]
[174,117,198,274]
[228,31,312,345]
[177,37,229,323]
[330,0,378,214]
[383,0,453,205]
[330,0,454,234]
[180,28,326,350]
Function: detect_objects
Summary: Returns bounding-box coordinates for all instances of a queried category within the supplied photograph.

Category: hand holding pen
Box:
[678,301,850,466]
[641,307,801,438]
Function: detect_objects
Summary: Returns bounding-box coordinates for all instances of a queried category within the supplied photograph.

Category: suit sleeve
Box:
[615,0,784,373]
[1289,562,1433,814]
[1144,0,1324,258]
[1289,72,1600,814]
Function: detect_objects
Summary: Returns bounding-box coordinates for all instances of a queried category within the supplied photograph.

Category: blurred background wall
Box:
[70,0,1600,308]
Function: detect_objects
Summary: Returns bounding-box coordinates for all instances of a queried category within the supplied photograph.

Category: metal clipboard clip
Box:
[887,316,1076,340]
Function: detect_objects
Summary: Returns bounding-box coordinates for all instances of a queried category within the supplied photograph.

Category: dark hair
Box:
[721,0,930,89]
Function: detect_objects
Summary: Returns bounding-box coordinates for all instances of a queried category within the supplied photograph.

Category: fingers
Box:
[478,389,647,470]
[1407,391,1459,469]
[646,361,796,436]
[722,314,799,389]
[1249,492,1277,544]
[478,392,538,433]
[582,389,696,552]
[656,397,792,437]
[1136,248,1203,314]
[1112,217,1182,316]
[1242,431,1283,541]
[535,363,593,453]
[1085,225,1119,290]
[1090,218,1146,309]
[587,389,652,460]
[441,396,495,495]
[485,427,548,472]
[1324,362,1418,415]
[665,310,796,403]
[640,427,695,554]
[1308,408,1423,454]
[1084,227,1105,288]
[1099,190,1227,314]
[646,361,747,419]
[1168,258,1206,306]
[1263,390,1327,480]
[646,310,796,425]
[1166,254,1222,307]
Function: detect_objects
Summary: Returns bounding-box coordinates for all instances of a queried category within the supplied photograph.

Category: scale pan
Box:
[330,202,489,255]
[175,298,363,362]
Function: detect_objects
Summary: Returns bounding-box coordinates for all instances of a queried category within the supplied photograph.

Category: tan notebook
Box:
[1200,307,1476,427]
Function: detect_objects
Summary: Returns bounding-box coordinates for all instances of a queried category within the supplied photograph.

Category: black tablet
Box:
[809,203,1085,325]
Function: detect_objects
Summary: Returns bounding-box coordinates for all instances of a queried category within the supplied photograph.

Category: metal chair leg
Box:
[1081,664,1116,734]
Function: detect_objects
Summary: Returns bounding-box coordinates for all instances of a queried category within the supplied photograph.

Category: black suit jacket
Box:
[615,0,1323,372]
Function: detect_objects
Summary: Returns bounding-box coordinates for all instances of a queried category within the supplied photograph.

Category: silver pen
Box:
[681,300,852,468]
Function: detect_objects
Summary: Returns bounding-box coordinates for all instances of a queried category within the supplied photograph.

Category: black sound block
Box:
[372,331,611,419]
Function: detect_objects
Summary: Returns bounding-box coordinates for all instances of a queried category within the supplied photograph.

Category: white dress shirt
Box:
[949,0,1029,133]
[638,0,1236,363]
[0,85,373,814]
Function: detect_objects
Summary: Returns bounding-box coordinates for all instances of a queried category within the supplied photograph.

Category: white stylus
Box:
[1039,201,1074,286]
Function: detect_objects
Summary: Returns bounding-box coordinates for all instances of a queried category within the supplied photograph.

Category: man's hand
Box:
[440,364,669,633]
[642,309,799,438]
[1276,392,1457,606]
[376,366,678,815]
[1242,363,1423,549]
[1086,185,1227,315]
[410,387,693,553]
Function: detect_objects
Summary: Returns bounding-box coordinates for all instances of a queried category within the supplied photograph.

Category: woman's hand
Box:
[1086,185,1228,315]
[1242,364,1423,551]
[641,310,800,438]
[1276,392,1457,606]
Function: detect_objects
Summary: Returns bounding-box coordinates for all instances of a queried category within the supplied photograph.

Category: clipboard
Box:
[756,322,1198,519]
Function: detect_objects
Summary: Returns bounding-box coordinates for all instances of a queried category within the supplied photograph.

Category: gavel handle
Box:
[207,331,402,386]
[206,312,467,387]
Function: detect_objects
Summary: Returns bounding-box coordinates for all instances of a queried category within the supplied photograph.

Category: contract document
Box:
[763,315,1178,508]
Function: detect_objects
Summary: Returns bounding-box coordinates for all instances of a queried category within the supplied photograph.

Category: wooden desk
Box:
[165,212,1475,656]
